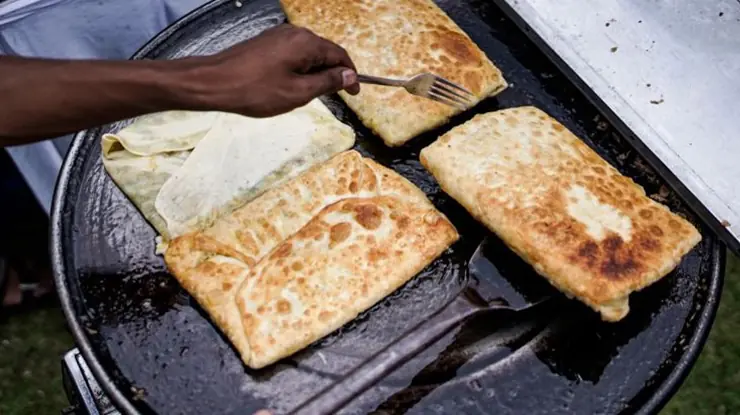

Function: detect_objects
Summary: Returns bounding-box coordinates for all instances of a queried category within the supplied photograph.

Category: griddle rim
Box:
[50,0,726,414]
[51,2,227,414]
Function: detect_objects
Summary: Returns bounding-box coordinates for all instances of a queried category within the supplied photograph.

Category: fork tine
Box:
[427,92,467,110]
[433,75,475,97]
[431,84,474,105]
[427,94,456,108]
[429,88,470,108]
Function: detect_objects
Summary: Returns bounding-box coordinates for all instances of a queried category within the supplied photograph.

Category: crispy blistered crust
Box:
[165,151,458,366]
[280,0,507,146]
[237,196,458,369]
[420,107,701,321]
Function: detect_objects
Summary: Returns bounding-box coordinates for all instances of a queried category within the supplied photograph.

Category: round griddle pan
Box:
[51,0,724,414]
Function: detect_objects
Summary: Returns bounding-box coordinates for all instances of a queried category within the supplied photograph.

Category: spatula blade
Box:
[467,237,554,311]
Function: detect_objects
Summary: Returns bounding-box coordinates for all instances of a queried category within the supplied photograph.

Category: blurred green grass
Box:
[0,257,738,414]
[663,254,740,415]
[0,307,72,415]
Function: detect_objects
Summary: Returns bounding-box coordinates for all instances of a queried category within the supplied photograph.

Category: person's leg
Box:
[0,149,55,310]
[2,261,22,307]
[0,0,208,308]
[1,259,55,310]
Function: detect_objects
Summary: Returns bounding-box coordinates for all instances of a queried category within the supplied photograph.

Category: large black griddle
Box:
[51,0,724,414]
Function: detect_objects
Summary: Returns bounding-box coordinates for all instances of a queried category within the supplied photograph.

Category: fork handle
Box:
[289,293,479,415]
[356,74,406,87]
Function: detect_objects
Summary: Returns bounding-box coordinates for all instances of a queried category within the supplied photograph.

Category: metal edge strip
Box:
[62,349,103,415]
[491,0,740,257]
[51,1,230,414]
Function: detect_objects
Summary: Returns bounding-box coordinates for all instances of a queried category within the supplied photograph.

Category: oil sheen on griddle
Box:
[467,236,556,310]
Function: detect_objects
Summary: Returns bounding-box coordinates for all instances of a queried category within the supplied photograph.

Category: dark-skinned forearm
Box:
[0,56,216,147]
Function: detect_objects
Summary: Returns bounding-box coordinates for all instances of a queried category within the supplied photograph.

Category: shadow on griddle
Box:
[366,301,558,414]
[364,256,675,414]
[367,294,663,415]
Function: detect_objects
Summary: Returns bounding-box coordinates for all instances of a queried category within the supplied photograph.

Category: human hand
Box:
[186,24,360,117]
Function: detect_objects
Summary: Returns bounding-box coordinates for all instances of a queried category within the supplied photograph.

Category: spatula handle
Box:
[289,293,477,415]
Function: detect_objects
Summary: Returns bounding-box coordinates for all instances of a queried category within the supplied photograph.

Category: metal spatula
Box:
[289,237,554,415]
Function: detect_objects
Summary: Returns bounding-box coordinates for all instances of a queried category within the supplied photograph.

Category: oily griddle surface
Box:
[56,0,721,414]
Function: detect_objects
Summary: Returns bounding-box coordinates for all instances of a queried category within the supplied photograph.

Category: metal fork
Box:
[357,73,475,109]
